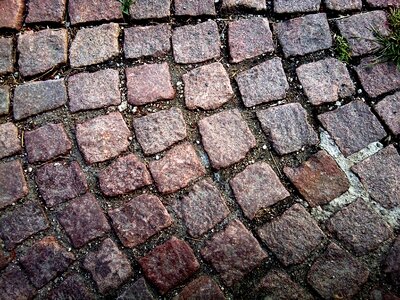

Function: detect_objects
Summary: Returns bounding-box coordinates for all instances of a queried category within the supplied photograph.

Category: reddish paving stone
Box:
[70,23,120,68]
[230,162,290,220]
[324,0,362,11]
[48,274,95,300]
[108,194,172,247]
[375,92,400,135]
[178,276,225,300]
[0,122,21,159]
[0,37,13,75]
[172,20,221,64]
[198,109,256,169]
[183,62,234,110]
[130,0,171,19]
[149,142,205,194]
[275,13,332,57]
[26,0,66,23]
[366,0,400,7]
[327,199,393,255]
[175,0,216,16]
[384,236,400,286]
[307,243,369,299]
[0,265,37,299]
[236,58,289,107]
[228,17,274,63]
[221,0,266,10]
[35,161,88,207]
[132,107,187,155]
[18,29,68,77]
[258,204,325,266]
[117,277,155,300]
[57,193,110,248]
[139,237,199,294]
[68,0,122,25]
[257,103,319,155]
[126,63,175,106]
[84,238,132,294]
[274,0,320,13]
[173,179,230,238]
[76,112,131,164]
[319,100,386,156]
[0,0,25,29]
[0,160,28,209]
[296,58,355,106]
[0,86,10,115]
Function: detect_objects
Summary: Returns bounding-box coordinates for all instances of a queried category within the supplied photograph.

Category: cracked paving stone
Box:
[84,238,133,294]
[0,122,21,159]
[0,265,37,299]
[177,276,225,300]
[108,194,172,247]
[384,236,400,286]
[0,160,28,209]
[48,274,95,300]
[257,103,319,155]
[0,37,13,75]
[139,237,199,295]
[258,204,325,266]
[230,162,290,220]
[175,0,216,16]
[0,0,25,29]
[221,0,266,10]
[26,0,66,23]
[68,0,122,25]
[198,109,256,169]
[274,0,321,13]
[324,0,362,11]
[0,86,10,116]
[117,277,155,300]
[366,0,400,7]
[129,0,171,19]
[375,92,400,135]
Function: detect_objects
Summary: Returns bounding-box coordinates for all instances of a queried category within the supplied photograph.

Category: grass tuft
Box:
[119,0,134,16]
[334,34,352,64]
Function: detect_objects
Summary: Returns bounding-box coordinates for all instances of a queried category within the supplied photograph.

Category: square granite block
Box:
[177,276,225,300]
[68,0,122,25]
[383,236,400,287]
[0,86,10,115]
[130,0,171,19]
[324,0,362,11]
[0,265,37,300]
[274,0,321,13]
[0,37,14,75]
[221,0,266,10]
[174,0,216,16]
[375,92,400,135]
[0,122,21,159]
[0,0,25,30]
[48,274,95,300]
[117,277,155,300]
[26,0,66,23]
[0,159,28,209]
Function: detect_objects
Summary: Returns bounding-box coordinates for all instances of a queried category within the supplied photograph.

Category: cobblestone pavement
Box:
[0,0,400,299]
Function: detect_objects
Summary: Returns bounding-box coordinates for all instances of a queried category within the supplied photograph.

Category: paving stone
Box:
[284,151,349,207]
[183,62,234,110]
[0,122,21,159]
[177,276,225,300]
[336,11,390,57]
[198,109,256,169]
[0,37,13,75]
[48,274,95,300]
[307,243,369,299]
[68,69,121,112]
[327,199,393,255]
[108,194,172,247]
[70,23,120,68]
[76,112,131,164]
[13,79,67,120]
[275,13,332,57]
[57,193,110,248]
[319,100,386,156]
[370,290,400,300]
[139,237,199,294]
[172,20,221,64]
[25,123,72,164]
[130,0,171,19]
[324,0,362,11]
[351,145,400,209]
[35,161,88,207]
[0,251,14,270]
[133,108,187,155]
[173,178,230,237]
[228,17,274,63]
[126,63,175,106]
[0,86,10,115]
[18,29,68,77]
[257,103,319,155]
[201,220,267,286]
[366,0,400,7]
[26,0,66,23]
[68,0,122,25]
[99,154,152,196]
[149,142,205,194]
[221,0,266,10]
[296,58,355,106]
[384,236,400,286]
[175,0,216,16]
[0,0,25,29]
[274,0,321,13]
[0,265,37,300]
[84,238,132,294]
[236,58,289,107]
[375,92,400,135]
[0,160,28,209]
[117,277,155,300]
[124,24,171,59]
[20,236,75,288]
[230,162,290,220]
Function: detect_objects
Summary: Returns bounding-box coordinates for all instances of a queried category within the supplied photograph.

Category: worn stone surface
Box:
[0,37,13,75]
[375,92,400,135]
[221,0,266,10]
[0,160,28,209]
[0,86,10,115]
[366,0,400,7]
[0,265,37,300]
[0,251,14,270]
[0,122,21,159]
[324,0,362,11]
[130,0,171,19]
[178,276,225,300]
[117,277,155,300]
[175,0,216,16]
[48,274,95,300]
[26,0,66,23]
[68,0,122,24]
[236,58,288,107]
[257,103,319,155]
[0,0,25,29]
[384,236,400,286]
[274,0,320,13]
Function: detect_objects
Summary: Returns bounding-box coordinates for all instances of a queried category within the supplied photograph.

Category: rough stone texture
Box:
[0,160,28,209]
[183,62,234,110]
[230,162,290,220]
[76,112,131,164]
[228,17,274,63]
[68,69,121,112]
[48,274,95,300]
[275,13,332,57]
[124,24,171,59]
[84,238,133,294]
[274,0,320,13]
[24,123,72,164]
[0,86,10,115]
[108,194,172,247]
[70,23,120,68]
[319,100,387,156]
[99,154,152,196]
[178,276,225,300]
[172,20,221,64]
[236,58,289,107]
[35,161,88,207]
[175,0,216,16]
[132,107,187,155]
[173,179,230,237]
[149,142,205,194]
[13,79,67,120]
[366,0,400,7]
[26,0,66,23]
[296,58,355,106]
[139,237,200,294]
[257,103,319,155]
[352,145,400,209]
[0,0,25,29]
[130,0,171,19]
[307,243,370,299]
[375,92,400,135]
[0,37,13,75]
[126,63,175,106]
[258,204,325,266]
[57,193,110,248]
[384,236,400,287]
[221,0,266,10]
[327,199,393,255]
[117,277,155,300]
[68,0,122,25]
[20,236,75,288]
[324,0,362,11]
[198,109,256,169]
[370,290,400,300]
[0,122,21,159]
[0,251,14,270]
[0,265,37,300]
